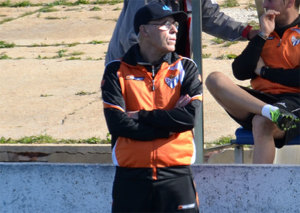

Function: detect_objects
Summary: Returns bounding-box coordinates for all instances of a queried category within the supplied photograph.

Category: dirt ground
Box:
[0,0,256,143]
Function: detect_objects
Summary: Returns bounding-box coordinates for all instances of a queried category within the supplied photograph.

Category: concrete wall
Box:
[1,163,300,213]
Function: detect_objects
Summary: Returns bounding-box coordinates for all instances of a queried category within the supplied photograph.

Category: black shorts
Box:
[229,86,300,148]
[112,166,199,213]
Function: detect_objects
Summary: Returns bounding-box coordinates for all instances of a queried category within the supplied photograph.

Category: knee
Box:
[205,72,226,92]
[252,115,276,134]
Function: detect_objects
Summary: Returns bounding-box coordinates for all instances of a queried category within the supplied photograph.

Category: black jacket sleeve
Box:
[232,35,300,87]
[101,62,170,141]
[138,58,202,132]
[232,35,264,80]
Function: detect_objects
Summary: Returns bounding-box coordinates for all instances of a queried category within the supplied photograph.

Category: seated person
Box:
[205,0,300,164]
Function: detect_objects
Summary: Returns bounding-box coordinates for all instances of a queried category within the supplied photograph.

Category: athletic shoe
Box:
[270,108,300,131]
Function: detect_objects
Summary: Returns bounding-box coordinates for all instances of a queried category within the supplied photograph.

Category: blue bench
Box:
[231,128,300,163]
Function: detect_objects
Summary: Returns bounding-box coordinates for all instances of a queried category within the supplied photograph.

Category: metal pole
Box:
[192,0,204,164]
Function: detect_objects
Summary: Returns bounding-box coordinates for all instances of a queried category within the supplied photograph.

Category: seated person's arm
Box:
[232,35,265,80]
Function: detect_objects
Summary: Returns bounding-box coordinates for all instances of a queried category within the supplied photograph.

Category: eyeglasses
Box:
[147,21,179,31]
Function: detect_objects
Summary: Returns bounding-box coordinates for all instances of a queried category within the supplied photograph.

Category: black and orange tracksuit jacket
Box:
[232,15,300,94]
[101,44,202,180]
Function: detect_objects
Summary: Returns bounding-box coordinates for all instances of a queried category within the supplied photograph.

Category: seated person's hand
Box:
[175,94,191,108]
[127,111,139,120]
[255,57,265,76]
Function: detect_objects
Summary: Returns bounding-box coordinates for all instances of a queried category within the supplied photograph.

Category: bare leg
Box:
[206,72,287,164]
[205,72,266,120]
[252,115,285,163]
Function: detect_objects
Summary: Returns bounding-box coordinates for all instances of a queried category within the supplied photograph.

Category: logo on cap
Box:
[162,5,171,11]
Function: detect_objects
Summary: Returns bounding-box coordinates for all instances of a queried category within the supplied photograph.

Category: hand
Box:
[175,94,191,108]
[254,57,265,75]
[127,111,139,120]
[259,10,280,36]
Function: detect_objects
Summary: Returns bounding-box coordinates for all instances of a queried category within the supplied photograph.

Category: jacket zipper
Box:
[151,65,155,91]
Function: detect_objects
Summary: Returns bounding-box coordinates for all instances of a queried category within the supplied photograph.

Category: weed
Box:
[39,6,59,13]
[74,0,90,5]
[221,0,239,7]
[94,0,122,5]
[0,135,111,144]
[11,1,31,7]
[0,17,14,24]
[203,53,211,58]
[90,6,101,11]
[0,0,10,7]
[89,40,104,44]
[0,41,15,48]
[216,54,237,60]
[66,56,81,60]
[211,37,225,45]
[45,16,68,20]
[67,42,80,47]
[40,94,53,97]
[69,51,84,56]
[113,6,120,11]
[249,20,260,30]
[57,49,67,58]
[0,54,11,59]
[90,16,101,20]
[75,91,96,96]
[223,41,238,47]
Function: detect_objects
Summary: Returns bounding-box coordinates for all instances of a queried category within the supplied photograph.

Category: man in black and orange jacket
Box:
[101,2,202,212]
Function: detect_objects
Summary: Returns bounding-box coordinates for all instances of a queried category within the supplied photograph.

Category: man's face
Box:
[263,0,287,22]
[144,16,178,54]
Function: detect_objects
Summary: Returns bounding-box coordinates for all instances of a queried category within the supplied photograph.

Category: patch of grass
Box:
[20,11,36,18]
[205,136,233,148]
[216,54,237,60]
[0,54,11,59]
[69,51,84,56]
[90,16,101,20]
[40,94,53,97]
[48,0,72,6]
[211,37,225,45]
[0,41,15,48]
[94,0,122,5]
[90,6,101,11]
[74,0,90,5]
[67,42,80,47]
[0,135,111,144]
[249,20,260,30]
[0,17,14,24]
[57,49,67,58]
[38,6,59,13]
[221,0,239,8]
[45,16,67,20]
[112,6,120,10]
[89,40,104,44]
[203,53,211,59]
[66,56,81,60]
[11,1,31,7]
[0,0,10,7]
[246,1,256,10]
[75,91,96,96]
[223,41,238,47]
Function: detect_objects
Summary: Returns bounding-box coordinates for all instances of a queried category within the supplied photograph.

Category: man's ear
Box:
[286,0,295,8]
[139,25,149,36]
